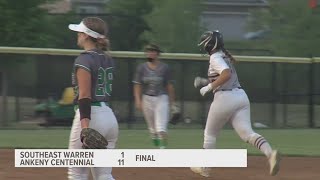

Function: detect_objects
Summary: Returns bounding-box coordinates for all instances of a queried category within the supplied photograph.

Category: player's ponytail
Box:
[96,38,110,51]
[222,48,236,63]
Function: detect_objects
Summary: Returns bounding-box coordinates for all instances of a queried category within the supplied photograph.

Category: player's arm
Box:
[133,84,142,111]
[210,56,231,89]
[210,69,231,90]
[167,81,181,125]
[77,68,92,128]
[165,65,176,104]
[133,65,143,111]
[200,56,231,96]
[166,83,176,105]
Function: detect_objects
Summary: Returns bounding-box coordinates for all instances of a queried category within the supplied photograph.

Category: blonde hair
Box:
[82,17,110,51]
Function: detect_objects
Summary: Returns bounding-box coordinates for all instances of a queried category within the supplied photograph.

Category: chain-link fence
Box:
[1,48,320,129]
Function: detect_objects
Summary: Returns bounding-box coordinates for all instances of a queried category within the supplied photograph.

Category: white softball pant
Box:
[68,102,118,180]
[203,88,256,149]
[142,94,169,134]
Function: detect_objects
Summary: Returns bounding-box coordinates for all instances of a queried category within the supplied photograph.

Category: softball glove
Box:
[80,128,108,149]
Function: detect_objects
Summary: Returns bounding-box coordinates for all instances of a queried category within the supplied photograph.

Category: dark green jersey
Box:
[133,62,173,96]
[72,49,114,104]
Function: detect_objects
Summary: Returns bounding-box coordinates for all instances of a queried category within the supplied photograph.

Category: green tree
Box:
[248,0,320,57]
[48,12,79,49]
[0,0,63,126]
[0,0,62,48]
[143,0,204,53]
[106,0,153,51]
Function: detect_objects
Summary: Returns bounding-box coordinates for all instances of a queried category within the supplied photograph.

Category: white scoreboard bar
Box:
[15,149,247,167]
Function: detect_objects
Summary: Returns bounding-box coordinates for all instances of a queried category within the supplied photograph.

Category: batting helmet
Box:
[198,30,224,54]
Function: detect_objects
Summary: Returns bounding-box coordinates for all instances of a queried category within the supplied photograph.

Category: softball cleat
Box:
[269,150,281,176]
[190,167,210,177]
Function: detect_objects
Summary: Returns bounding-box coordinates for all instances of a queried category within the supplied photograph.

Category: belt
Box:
[218,87,242,92]
[91,102,109,106]
[144,94,158,97]
[74,102,109,111]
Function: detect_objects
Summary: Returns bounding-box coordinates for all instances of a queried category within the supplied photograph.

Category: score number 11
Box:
[118,152,125,166]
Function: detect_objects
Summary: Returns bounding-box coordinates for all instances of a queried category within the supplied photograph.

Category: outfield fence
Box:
[0,47,320,129]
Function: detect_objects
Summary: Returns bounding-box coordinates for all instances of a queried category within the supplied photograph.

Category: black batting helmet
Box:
[198,30,224,54]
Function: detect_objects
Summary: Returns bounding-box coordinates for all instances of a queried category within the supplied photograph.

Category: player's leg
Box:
[191,95,231,177]
[68,109,90,180]
[155,95,170,149]
[231,107,280,175]
[142,95,159,147]
[230,93,280,175]
[231,107,273,157]
[203,96,231,149]
[90,104,118,180]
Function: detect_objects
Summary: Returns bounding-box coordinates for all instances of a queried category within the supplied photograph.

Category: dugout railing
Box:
[0,47,319,129]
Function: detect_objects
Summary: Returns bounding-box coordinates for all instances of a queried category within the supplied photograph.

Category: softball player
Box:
[133,44,177,149]
[191,31,280,177]
[68,17,118,180]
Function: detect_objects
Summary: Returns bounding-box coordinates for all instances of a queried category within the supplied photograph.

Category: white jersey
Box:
[208,51,241,90]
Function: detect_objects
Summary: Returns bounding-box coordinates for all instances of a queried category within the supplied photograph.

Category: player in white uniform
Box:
[191,31,280,177]
[68,17,118,180]
[133,44,177,149]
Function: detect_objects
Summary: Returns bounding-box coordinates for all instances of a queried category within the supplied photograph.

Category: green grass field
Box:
[0,129,319,156]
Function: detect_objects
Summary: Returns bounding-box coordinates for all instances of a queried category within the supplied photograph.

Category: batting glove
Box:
[194,77,209,88]
[200,83,213,96]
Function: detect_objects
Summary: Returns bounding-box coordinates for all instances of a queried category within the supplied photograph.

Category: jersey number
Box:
[96,67,113,96]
